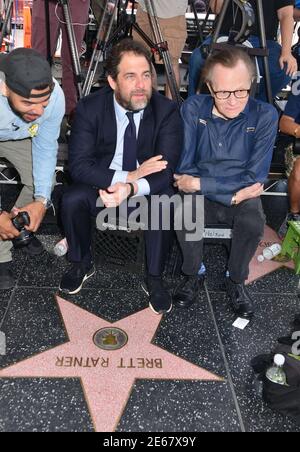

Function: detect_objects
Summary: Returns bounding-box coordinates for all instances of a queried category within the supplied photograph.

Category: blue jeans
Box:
[188,35,291,101]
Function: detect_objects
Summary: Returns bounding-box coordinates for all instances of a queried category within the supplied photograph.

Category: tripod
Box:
[142,0,182,106]
[58,0,84,98]
[0,0,13,49]
[83,0,118,97]
[189,0,204,46]
[43,0,84,99]
[210,0,273,103]
[83,0,182,107]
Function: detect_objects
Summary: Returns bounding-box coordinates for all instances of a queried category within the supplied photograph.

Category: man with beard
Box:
[0,48,65,289]
[59,39,183,315]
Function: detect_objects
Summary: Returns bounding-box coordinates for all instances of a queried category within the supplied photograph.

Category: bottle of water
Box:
[198,263,206,276]
[53,238,68,257]
[257,244,282,263]
[266,354,287,386]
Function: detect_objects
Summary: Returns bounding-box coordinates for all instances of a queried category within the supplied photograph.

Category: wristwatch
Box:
[127,183,135,198]
[231,193,238,206]
[34,197,52,210]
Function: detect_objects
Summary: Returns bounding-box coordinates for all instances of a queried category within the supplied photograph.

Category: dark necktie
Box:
[123,112,137,172]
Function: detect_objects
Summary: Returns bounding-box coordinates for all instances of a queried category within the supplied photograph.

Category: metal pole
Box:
[211,0,230,44]
[143,0,182,106]
[3,0,12,36]
[189,0,204,45]
[210,0,273,104]
[83,0,118,96]
[44,0,52,65]
[59,0,83,98]
[0,0,13,49]
[256,0,273,104]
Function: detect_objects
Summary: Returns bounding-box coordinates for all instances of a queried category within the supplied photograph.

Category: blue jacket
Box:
[177,95,279,206]
[0,79,65,200]
[69,87,183,195]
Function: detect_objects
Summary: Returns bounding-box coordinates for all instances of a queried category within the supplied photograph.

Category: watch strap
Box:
[35,197,52,210]
[127,183,135,198]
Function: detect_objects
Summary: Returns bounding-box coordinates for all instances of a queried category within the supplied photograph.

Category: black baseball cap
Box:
[0,48,54,99]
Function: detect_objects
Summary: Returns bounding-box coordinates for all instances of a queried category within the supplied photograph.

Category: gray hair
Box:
[202,47,256,84]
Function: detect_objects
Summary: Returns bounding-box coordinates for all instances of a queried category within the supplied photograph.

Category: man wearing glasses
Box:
[173,47,278,318]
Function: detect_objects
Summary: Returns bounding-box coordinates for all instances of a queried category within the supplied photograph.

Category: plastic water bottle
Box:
[198,263,207,276]
[257,244,282,263]
[266,354,287,386]
[53,238,68,257]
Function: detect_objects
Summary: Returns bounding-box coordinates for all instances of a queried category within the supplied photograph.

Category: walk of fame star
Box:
[0,297,222,432]
[247,225,294,284]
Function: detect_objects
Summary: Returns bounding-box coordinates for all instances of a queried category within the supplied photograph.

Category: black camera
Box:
[12,212,33,248]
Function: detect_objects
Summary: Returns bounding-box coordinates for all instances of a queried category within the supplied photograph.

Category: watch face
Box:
[44,200,52,210]
[36,198,52,209]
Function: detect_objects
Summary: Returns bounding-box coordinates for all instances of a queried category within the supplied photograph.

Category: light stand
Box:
[189,0,204,46]
[58,0,83,98]
[0,0,14,49]
[83,0,182,107]
[210,0,273,104]
[44,0,52,65]
[143,0,182,106]
[83,0,118,97]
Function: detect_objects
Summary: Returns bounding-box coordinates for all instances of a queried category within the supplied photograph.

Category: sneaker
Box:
[59,263,96,295]
[225,278,254,318]
[142,276,172,315]
[0,262,15,290]
[22,236,44,256]
[173,275,204,309]
[278,213,300,240]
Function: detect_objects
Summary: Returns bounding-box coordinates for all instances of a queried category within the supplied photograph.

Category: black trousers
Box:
[176,196,266,283]
[61,183,174,277]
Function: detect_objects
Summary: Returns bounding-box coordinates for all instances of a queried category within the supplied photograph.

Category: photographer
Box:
[0,48,65,289]
[188,0,297,101]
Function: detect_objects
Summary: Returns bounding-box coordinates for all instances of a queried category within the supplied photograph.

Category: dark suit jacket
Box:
[68,86,183,195]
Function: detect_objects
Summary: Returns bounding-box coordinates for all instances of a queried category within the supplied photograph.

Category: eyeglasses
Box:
[210,88,251,100]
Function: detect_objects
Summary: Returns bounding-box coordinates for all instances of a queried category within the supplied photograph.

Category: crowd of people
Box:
[0,0,300,318]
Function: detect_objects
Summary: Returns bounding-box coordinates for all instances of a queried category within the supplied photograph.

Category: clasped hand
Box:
[100,155,168,207]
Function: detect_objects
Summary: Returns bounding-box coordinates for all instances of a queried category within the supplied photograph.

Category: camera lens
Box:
[11,212,33,248]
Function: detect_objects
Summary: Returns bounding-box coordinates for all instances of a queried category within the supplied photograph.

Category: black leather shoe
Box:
[59,263,96,295]
[22,236,44,256]
[142,276,172,315]
[225,278,255,318]
[173,275,205,309]
[0,262,15,290]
